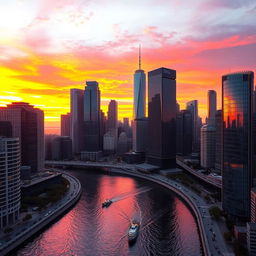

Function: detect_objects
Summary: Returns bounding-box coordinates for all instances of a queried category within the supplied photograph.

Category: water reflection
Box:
[15,170,202,256]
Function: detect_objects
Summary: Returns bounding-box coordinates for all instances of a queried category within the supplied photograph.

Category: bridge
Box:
[45,159,221,189]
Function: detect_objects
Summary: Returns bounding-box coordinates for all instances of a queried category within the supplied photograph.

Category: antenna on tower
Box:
[139,44,141,70]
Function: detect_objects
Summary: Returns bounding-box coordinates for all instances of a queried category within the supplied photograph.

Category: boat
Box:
[128,222,140,244]
[102,199,112,208]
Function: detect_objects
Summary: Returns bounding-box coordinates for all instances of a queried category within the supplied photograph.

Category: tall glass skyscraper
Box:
[222,71,254,219]
[84,81,101,152]
[133,48,146,119]
[207,90,217,126]
[133,47,147,153]
[147,67,176,168]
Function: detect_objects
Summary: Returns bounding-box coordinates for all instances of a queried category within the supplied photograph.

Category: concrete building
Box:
[222,71,254,219]
[61,113,71,137]
[70,88,84,154]
[200,125,216,169]
[147,67,176,168]
[0,137,20,229]
[0,102,44,172]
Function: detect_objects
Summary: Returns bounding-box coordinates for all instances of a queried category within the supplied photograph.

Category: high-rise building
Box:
[106,100,118,151]
[200,125,216,169]
[0,137,20,228]
[84,81,101,152]
[207,90,217,126]
[147,67,176,168]
[176,110,192,156]
[133,47,147,153]
[107,100,118,131]
[133,46,146,119]
[61,113,71,137]
[215,110,222,172]
[0,102,44,172]
[222,71,254,219]
[70,89,84,154]
[186,100,199,152]
[0,121,12,137]
[52,136,72,160]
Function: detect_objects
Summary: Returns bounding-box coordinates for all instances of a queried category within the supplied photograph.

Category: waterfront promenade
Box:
[0,173,81,256]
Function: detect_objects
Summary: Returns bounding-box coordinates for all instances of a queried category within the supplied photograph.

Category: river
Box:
[14,169,202,256]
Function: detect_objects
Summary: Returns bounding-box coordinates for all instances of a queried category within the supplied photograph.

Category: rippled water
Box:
[14,169,202,256]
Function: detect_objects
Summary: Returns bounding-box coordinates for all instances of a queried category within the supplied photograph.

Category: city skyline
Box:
[0,0,255,134]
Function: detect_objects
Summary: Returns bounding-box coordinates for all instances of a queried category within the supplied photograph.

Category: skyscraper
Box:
[0,102,44,172]
[133,46,146,119]
[133,47,147,153]
[200,90,217,169]
[61,113,71,137]
[215,110,222,173]
[176,110,192,156]
[207,90,217,126]
[186,100,199,152]
[84,81,101,152]
[222,71,254,219]
[70,89,84,154]
[107,100,118,131]
[0,137,20,228]
[147,67,176,168]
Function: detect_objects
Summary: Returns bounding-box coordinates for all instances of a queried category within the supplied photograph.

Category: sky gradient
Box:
[0,0,255,134]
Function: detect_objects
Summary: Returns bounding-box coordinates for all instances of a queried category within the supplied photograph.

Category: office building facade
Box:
[0,137,20,228]
[0,102,44,172]
[215,110,222,172]
[207,90,217,126]
[147,67,176,168]
[222,71,254,219]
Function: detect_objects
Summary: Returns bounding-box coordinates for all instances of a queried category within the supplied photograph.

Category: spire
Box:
[139,44,141,70]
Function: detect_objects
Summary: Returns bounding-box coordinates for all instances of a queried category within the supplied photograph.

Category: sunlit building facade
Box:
[222,71,254,219]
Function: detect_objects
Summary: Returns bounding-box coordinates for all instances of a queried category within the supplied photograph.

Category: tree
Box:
[209,206,222,220]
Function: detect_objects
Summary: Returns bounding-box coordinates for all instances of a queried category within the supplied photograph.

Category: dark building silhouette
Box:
[52,136,72,160]
[215,110,222,173]
[61,113,71,137]
[186,100,200,153]
[222,71,254,219]
[147,67,176,168]
[70,89,84,154]
[84,81,101,152]
[0,102,44,172]
[0,121,12,137]
[176,110,192,156]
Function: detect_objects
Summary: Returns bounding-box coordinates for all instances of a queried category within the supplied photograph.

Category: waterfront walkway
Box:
[0,173,81,255]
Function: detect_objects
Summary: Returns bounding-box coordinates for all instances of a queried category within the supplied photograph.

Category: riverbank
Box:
[0,173,81,256]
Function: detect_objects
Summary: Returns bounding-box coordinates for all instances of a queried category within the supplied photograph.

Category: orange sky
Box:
[0,0,255,134]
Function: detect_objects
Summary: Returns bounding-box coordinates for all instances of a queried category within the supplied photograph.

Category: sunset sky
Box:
[0,0,255,134]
